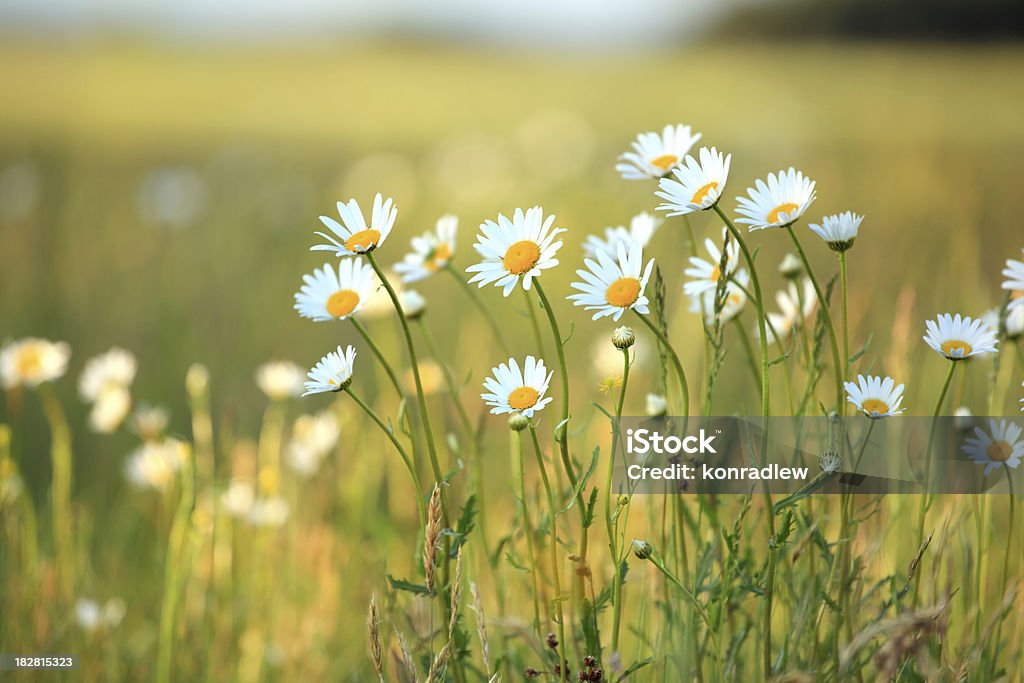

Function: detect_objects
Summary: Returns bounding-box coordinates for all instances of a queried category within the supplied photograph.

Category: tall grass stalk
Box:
[38,384,73,602]
[155,446,195,683]
[445,263,512,356]
[990,464,1016,674]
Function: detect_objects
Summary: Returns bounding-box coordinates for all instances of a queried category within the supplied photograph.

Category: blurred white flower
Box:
[79,348,137,433]
[399,290,427,320]
[89,386,132,434]
[394,215,458,283]
[221,480,255,519]
[286,411,341,478]
[138,166,207,230]
[132,404,170,441]
[759,279,817,344]
[256,361,305,401]
[75,597,125,632]
[981,305,1024,340]
[124,438,188,491]
[616,124,701,180]
[582,213,661,261]
[645,393,668,417]
[248,496,290,528]
[0,338,71,389]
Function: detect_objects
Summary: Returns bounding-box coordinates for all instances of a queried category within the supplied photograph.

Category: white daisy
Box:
[0,338,70,389]
[962,418,1024,476]
[399,290,426,319]
[465,207,565,297]
[1002,251,1024,312]
[481,355,554,418]
[683,229,739,298]
[582,212,661,260]
[255,361,305,401]
[735,168,817,231]
[616,124,702,180]
[248,496,290,528]
[303,345,356,396]
[78,348,136,402]
[844,374,906,419]
[761,279,817,343]
[692,269,749,325]
[132,404,169,441]
[809,211,863,252]
[286,410,341,477]
[393,214,458,283]
[655,146,731,215]
[124,438,188,491]
[88,387,132,434]
[221,480,255,518]
[294,260,377,322]
[981,305,1024,340]
[311,193,397,256]
[568,241,655,321]
[923,313,998,360]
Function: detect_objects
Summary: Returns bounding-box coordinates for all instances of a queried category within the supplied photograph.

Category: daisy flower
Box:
[465,207,565,297]
[287,410,341,477]
[655,146,731,215]
[303,345,356,396]
[923,313,998,360]
[0,337,70,389]
[311,193,397,256]
[582,212,661,260]
[809,211,863,252]
[221,480,255,518]
[981,305,1024,340]
[1003,251,1024,311]
[399,290,426,320]
[393,214,458,283]
[88,387,132,434]
[844,374,906,419]
[735,168,817,231]
[248,496,290,528]
[962,418,1024,476]
[616,124,701,180]
[124,438,189,491]
[683,229,739,298]
[568,241,655,321]
[132,404,169,441]
[294,260,377,322]
[761,279,817,343]
[481,355,553,418]
[78,348,136,402]
[692,269,749,325]
[255,361,305,401]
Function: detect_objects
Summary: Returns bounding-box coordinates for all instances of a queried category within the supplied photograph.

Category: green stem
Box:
[351,317,406,398]
[991,464,1015,674]
[156,448,194,683]
[607,348,631,652]
[38,384,73,603]
[345,387,426,529]
[522,288,549,362]
[513,428,545,635]
[838,252,851,414]
[634,312,690,427]
[527,420,568,683]
[445,263,512,356]
[733,318,762,399]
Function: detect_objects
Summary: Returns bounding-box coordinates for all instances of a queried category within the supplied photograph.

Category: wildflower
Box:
[393,214,458,283]
[255,361,305,401]
[132,404,169,441]
[962,418,1024,476]
[399,290,426,320]
[1002,251,1024,312]
[616,124,701,180]
[778,253,803,279]
[221,480,255,518]
[632,539,654,560]
[294,260,377,322]
[311,193,397,256]
[819,450,842,473]
[735,168,817,231]
[923,314,998,360]
[466,207,564,297]
[74,598,125,632]
[89,387,132,434]
[79,348,137,433]
[302,346,356,396]
[124,438,188,491]
[691,269,750,326]
[508,412,530,432]
[954,406,975,431]
[612,326,635,350]
[683,229,739,299]
[582,212,661,261]
[248,495,290,527]
[981,305,1024,340]
[809,211,862,252]
[645,393,668,417]
[655,146,731,215]
[844,375,906,419]
[0,338,70,389]
[286,410,341,477]
[481,355,553,418]
[760,279,817,343]
[568,241,654,321]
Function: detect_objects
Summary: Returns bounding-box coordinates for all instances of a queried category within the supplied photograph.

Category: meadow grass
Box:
[1,40,1023,680]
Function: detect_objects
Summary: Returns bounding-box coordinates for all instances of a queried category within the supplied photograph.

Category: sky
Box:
[0,0,739,49]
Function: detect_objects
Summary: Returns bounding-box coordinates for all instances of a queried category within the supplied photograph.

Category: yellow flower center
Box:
[691,181,719,205]
[941,340,972,357]
[605,277,641,308]
[987,440,1012,463]
[16,347,43,378]
[508,386,539,411]
[710,264,721,282]
[727,292,742,306]
[650,154,678,171]
[344,228,381,252]
[326,289,360,318]
[861,399,889,415]
[1013,289,1024,300]
[427,243,452,271]
[767,202,800,225]
[503,240,541,275]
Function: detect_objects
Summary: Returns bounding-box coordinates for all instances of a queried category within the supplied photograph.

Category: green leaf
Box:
[617,657,653,681]
[560,446,600,515]
[386,574,431,596]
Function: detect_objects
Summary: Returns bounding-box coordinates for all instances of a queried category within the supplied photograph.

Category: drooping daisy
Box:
[0,338,70,389]
[761,279,817,343]
[294,260,377,322]
[393,214,458,283]
[1003,251,1024,312]
[683,229,739,298]
[582,212,661,260]
[692,269,750,325]
[809,211,863,252]
[481,355,553,418]
[923,313,998,360]
[311,193,397,256]
[255,361,305,401]
[844,374,906,419]
[962,418,1024,476]
[568,241,655,321]
[735,168,817,231]
[655,146,731,215]
[616,124,702,180]
[465,207,565,297]
[303,345,356,396]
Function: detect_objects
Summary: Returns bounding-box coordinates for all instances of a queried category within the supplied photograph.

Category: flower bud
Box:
[617,494,630,507]
[611,326,635,350]
[778,253,803,279]
[508,413,530,432]
[631,539,653,560]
